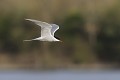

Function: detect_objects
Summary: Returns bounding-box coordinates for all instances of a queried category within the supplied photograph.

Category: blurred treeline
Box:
[0,0,120,68]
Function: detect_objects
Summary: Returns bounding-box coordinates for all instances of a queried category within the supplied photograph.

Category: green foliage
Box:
[61,13,85,40]
[1,2,120,65]
[60,13,95,64]
[0,12,26,54]
[97,8,120,62]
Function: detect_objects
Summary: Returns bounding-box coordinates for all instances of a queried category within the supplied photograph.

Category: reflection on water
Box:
[0,70,120,80]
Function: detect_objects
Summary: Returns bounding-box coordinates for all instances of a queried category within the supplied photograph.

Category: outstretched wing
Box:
[26,19,52,37]
[50,24,59,37]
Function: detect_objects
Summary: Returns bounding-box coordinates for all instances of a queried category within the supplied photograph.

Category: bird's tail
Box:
[23,38,38,42]
[23,40,33,42]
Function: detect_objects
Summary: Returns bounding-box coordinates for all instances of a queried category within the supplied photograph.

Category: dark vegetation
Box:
[0,0,120,68]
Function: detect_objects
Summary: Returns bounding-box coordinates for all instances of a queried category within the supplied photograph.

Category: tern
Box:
[24,19,61,42]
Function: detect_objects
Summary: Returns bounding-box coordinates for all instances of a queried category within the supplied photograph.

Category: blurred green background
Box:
[0,0,120,69]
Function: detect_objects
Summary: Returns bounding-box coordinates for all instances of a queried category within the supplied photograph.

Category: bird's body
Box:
[24,19,60,42]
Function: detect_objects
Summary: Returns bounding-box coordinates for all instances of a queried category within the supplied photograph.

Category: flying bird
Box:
[24,19,61,42]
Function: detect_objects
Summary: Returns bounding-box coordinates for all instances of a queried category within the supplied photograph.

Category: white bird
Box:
[24,19,61,42]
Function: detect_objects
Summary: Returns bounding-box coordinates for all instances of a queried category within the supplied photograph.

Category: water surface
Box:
[0,70,120,80]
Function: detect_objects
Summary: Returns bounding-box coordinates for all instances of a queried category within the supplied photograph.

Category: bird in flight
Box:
[24,19,61,42]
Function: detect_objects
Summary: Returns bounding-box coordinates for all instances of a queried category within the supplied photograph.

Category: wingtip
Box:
[25,19,31,21]
[25,19,37,22]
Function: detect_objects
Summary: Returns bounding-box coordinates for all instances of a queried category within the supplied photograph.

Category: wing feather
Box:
[50,24,59,36]
[26,19,52,37]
